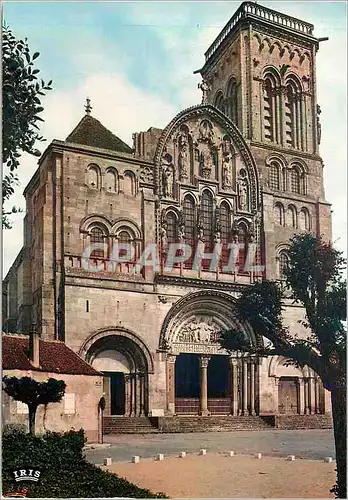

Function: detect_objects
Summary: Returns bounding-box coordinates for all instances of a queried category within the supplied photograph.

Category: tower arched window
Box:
[183,195,196,269]
[226,78,239,126]
[268,161,281,190]
[263,72,280,144]
[220,202,231,268]
[290,166,301,194]
[278,250,290,279]
[166,211,177,244]
[284,76,303,150]
[214,91,224,114]
[90,226,107,259]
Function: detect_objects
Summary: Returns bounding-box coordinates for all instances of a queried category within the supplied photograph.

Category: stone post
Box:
[139,373,145,416]
[166,354,176,415]
[242,358,248,415]
[309,376,316,414]
[250,359,256,415]
[199,355,211,416]
[130,373,136,416]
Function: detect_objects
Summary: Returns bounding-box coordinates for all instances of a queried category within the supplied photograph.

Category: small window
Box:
[269,162,280,190]
[290,167,301,194]
[64,393,76,414]
[274,203,284,225]
[278,251,289,279]
[90,227,107,259]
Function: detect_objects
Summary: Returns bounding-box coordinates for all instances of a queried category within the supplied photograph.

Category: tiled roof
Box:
[2,334,101,376]
[65,114,133,154]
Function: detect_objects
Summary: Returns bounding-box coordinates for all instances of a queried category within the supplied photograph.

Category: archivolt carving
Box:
[154,105,260,213]
[159,290,262,355]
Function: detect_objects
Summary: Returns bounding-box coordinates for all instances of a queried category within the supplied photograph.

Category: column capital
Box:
[167,353,177,364]
[199,355,211,368]
[229,357,239,366]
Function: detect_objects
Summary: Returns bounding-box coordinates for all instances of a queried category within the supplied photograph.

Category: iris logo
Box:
[12,468,41,482]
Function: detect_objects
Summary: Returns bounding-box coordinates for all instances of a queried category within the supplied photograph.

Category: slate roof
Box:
[65,114,133,154]
[2,334,100,376]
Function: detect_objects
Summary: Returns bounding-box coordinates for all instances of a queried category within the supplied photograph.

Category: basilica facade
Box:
[4,2,333,424]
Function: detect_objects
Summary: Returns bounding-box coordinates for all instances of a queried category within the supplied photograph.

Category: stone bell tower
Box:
[195,1,331,279]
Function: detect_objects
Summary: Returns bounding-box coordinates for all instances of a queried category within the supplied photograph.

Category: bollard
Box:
[132,456,140,463]
[179,451,186,458]
[229,451,235,457]
[287,455,295,461]
[156,454,164,461]
[256,453,262,459]
[200,449,207,456]
[103,457,112,466]
[324,457,333,463]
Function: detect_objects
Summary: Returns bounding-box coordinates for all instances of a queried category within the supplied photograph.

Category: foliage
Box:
[2,428,168,498]
[220,233,346,497]
[2,24,52,228]
[2,376,66,435]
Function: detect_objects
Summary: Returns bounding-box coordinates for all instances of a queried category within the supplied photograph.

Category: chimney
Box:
[29,323,40,368]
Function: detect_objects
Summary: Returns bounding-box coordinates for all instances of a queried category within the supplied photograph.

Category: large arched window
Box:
[117,230,133,259]
[214,91,224,114]
[201,190,214,270]
[90,226,107,259]
[183,195,196,269]
[238,223,248,273]
[87,164,101,189]
[263,71,281,144]
[166,211,177,244]
[278,250,290,279]
[286,205,297,228]
[124,171,136,196]
[220,202,231,269]
[274,202,284,226]
[226,78,239,126]
[105,168,118,192]
[299,208,311,231]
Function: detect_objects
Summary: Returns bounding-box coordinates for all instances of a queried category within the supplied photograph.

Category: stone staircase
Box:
[103,416,160,434]
[274,414,333,430]
[157,415,275,433]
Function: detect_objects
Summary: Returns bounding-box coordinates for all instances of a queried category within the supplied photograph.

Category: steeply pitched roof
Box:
[65,114,133,154]
[2,334,101,376]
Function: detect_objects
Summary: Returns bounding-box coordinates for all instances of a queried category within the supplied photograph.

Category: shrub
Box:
[2,428,168,498]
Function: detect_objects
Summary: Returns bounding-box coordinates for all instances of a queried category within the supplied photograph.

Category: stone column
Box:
[250,359,256,415]
[242,358,248,415]
[166,354,176,415]
[229,358,238,416]
[199,355,211,416]
[299,379,305,415]
[304,378,309,414]
[124,374,131,416]
[309,376,316,414]
[314,376,319,414]
[139,373,145,416]
[130,373,136,416]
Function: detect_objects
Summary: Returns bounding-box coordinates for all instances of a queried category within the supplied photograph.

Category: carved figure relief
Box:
[140,166,154,184]
[237,169,250,211]
[199,147,214,179]
[221,136,235,189]
[316,104,322,145]
[199,119,214,143]
[162,153,175,197]
[176,317,219,344]
[177,130,190,181]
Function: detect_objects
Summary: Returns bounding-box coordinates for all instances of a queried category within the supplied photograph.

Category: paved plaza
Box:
[86,429,335,465]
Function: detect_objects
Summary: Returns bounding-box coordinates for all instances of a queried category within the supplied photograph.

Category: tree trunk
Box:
[330,383,346,498]
[28,404,38,435]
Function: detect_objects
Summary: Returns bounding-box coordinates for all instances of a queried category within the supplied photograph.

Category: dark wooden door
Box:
[110,372,125,415]
[278,377,299,414]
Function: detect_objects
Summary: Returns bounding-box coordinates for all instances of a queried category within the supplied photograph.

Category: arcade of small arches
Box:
[274,202,311,230]
[86,163,137,196]
[267,158,307,195]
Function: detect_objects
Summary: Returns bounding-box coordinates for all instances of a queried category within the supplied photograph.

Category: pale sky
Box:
[3,1,347,275]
